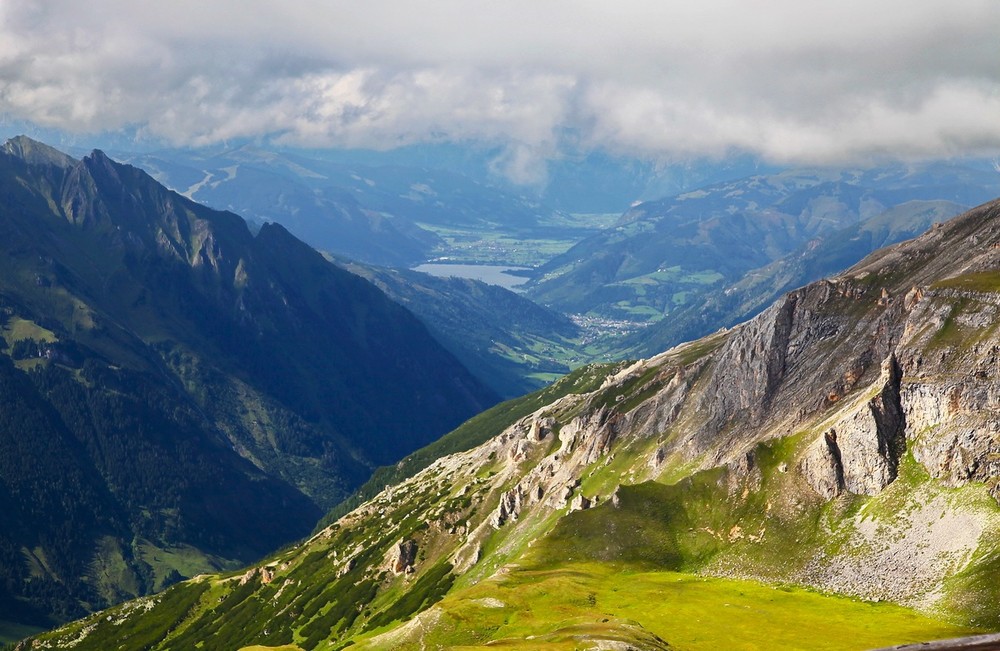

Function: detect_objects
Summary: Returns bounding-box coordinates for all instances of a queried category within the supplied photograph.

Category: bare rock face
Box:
[336,555,356,578]
[903,381,1000,492]
[800,354,905,498]
[529,417,555,442]
[491,488,523,528]
[700,295,798,430]
[800,431,845,499]
[679,272,907,471]
[238,568,259,586]
[387,539,418,575]
[892,282,1000,496]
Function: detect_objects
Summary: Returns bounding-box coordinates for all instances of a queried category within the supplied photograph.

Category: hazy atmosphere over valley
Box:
[2,2,1000,650]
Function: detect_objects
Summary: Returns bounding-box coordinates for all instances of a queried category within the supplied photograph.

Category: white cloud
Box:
[1,0,998,172]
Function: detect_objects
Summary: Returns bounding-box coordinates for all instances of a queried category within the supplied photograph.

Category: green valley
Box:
[414,211,620,267]
[354,564,976,651]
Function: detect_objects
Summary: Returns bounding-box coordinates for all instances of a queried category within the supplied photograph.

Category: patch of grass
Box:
[926,299,969,350]
[136,541,235,591]
[932,270,1000,293]
[579,437,659,498]
[612,303,663,319]
[682,270,726,285]
[365,562,454,631]
[415,223,589,267]
[942,546,1000,629]
[532,475,736,570]
[2,317,58,344]
[300,578,378,646]
[754,431,810,477]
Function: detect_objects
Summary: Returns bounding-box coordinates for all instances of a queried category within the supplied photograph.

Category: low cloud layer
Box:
[1,0,998,170]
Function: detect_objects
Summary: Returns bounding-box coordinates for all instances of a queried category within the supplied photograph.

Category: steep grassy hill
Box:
[0,137,496,638]
[27,198,1000,650]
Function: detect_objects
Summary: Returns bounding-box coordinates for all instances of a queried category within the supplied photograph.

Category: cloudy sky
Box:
[1,0,998,172]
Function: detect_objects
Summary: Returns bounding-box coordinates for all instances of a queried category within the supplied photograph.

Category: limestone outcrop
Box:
[800,354,905,497]
[386,539,418,575]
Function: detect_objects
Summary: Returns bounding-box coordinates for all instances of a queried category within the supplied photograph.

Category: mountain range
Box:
[625,197,969,357]
[528,163,1000,352]
[0,137,496,635]
[24,194,1000,649]
[115,145,569,268]
[106,145,1000,384]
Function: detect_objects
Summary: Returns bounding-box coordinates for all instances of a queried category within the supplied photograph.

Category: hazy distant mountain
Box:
[0,137,496,633]
[527,163,1000,335]
[119,146,562,267]
[258,141,775,213]
[626,198,967,356]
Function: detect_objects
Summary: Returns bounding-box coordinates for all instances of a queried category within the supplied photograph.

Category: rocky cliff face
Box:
[799,353,905,498]
[655,199,1000,502]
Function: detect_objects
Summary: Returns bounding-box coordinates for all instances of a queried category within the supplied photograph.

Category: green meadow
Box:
[350,562,978,650]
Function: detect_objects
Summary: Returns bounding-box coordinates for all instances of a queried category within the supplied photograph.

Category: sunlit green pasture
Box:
[352,562,982,651]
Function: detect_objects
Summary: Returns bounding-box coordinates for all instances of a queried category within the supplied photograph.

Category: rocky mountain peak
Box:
[2,135,77,168]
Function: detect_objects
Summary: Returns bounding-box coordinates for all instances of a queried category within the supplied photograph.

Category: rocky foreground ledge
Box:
[872,632,1000,650]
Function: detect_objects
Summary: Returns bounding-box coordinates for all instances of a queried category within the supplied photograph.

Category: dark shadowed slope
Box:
[0,136,497,635]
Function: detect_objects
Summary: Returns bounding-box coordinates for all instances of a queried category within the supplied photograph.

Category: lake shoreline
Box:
[412,263,532,290]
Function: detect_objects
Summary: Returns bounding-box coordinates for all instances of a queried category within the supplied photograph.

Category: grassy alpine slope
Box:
[22,198,1000,649]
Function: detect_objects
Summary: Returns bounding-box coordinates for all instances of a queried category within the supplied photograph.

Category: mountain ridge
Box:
[0,137,497,635]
